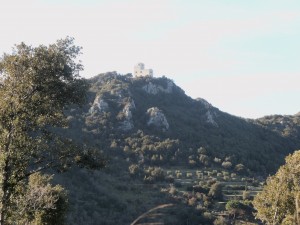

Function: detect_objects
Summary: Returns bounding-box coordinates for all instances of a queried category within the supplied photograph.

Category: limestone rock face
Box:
[142,81,173,95]
[123,100,136,117]
[119,100,135,131]
[89,95,109,114]
[196,98,218,127]
[146,107,169,131]
[196,98,213,109]
[205,111,218,127]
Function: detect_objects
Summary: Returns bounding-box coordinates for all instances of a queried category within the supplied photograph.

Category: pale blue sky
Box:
[0,0,299,118]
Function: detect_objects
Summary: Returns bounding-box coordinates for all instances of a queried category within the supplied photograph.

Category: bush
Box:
[242,191,251,200]
[234,164,247,174]
[208,182,223,200]
[128,164,140,177]
[142,167,165,183]
[176,172,182,178]
[188,197,197,206]
[192,185,209,194]
[186,172,193,178]
[223,176,230,181]
[214,216,229,225]
[222,161,232,169]
[169,186,177,195]
[203,212,213,221]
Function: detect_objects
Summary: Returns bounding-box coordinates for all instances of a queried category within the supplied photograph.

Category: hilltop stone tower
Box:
[134,63,153,77]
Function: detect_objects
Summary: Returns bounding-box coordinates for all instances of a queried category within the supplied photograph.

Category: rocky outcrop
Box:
[146,107,169,131]
[119,100,135,131]
[123,100,136,116]
[196,98,218,127]
[89,95,109,114]
[205,111,218,127]
[142,81,174,95]
[196,98,213,109]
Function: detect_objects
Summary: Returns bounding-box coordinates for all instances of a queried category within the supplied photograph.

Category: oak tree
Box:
[253,150,300,224]
[0,37,103,224]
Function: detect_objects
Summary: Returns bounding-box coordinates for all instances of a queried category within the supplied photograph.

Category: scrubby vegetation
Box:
[1,42,300,224]
[53,72,300,224]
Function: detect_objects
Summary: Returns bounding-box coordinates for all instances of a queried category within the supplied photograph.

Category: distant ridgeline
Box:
[64,71,300,175]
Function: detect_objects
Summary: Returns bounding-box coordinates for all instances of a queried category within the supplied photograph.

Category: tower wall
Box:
[134,63,153,77]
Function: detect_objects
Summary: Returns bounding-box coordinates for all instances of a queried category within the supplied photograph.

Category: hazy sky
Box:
[1,0,299,118]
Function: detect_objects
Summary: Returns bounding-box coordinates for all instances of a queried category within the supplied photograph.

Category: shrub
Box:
[214,216,229,225]
[242,191,251,200]
[197,173,203,179]
[176,172,182,178]
[208,182,223,200]
[214,157,222,163]
[186,172,193,178]
[193,185,209,194]
[234,164,246,174]
[188,197,197,206]
[169,186,177,195]
[128,164,140,177]
[223,176,230,181]
[203,212,213,221]
[222,161,232,169]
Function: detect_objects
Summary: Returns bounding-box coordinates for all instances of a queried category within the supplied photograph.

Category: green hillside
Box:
[53,72,300,224]
[65,72,300,173]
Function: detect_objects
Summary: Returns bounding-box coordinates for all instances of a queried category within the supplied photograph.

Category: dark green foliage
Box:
[225,200,244,218]
[143,167,165,183]
[256,114,300,139]
[78,72,300,175]
[33,72,300,223]
[253,150,300,224]
[0,37,104,224]
[225,200,253,220]
[13,173,68,225]
[213,216,229,225]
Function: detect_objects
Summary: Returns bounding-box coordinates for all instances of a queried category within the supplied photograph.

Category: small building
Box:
[134,63,153,77]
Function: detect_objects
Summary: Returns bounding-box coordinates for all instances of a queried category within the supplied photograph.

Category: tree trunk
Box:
[295,192,300,225]
[0,210,5,225]
[0,156,11,225]
[0,126,14,225]
[0,179,9,225]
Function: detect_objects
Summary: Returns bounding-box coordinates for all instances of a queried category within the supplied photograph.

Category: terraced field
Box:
[129,167,264,224]
[166,168,263,207]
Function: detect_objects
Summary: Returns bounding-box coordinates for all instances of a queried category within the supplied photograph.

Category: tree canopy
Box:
[0,37,104,224]
[253,150,300,224]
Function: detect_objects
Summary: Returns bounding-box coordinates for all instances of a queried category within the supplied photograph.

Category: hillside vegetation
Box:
[66,72,300,173]
[54,72,300,224]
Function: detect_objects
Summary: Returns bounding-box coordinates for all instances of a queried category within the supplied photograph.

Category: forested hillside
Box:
[64,72,300,173]
[54,72,300,224]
